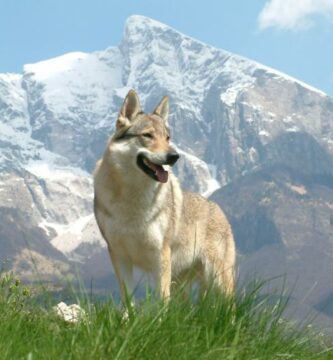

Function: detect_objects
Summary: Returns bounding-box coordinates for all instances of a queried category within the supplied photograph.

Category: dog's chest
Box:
[106,201,169,268]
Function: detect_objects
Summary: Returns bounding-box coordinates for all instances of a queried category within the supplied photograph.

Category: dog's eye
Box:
[142,133,153,139]
[166,135,170,141]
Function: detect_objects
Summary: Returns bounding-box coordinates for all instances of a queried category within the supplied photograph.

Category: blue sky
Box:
[1,0,333,96]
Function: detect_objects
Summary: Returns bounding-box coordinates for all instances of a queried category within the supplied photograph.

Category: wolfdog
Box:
[93,90,236,301]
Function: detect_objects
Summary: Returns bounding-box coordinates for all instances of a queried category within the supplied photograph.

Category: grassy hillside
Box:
[0,274,332,360]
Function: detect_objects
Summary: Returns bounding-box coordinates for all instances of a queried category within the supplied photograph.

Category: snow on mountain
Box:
[24,50,123,122]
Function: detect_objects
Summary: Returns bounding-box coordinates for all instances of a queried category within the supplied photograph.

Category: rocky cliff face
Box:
[210,164,333,326]
[1,15,333,323]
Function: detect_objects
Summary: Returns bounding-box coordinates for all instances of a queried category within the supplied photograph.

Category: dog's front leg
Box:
[158,244,171,300]
[109,249,133,304]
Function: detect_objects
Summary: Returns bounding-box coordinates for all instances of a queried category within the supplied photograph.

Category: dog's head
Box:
[108,90,179,183]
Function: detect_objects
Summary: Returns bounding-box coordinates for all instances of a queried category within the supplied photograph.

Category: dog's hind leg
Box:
[201,241,235,297]
[221,264,235,296]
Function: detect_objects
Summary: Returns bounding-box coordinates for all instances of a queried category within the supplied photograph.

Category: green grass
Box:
[0,275,332,360]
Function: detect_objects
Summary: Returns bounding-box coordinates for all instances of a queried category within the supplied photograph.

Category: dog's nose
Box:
[166,152,180,166]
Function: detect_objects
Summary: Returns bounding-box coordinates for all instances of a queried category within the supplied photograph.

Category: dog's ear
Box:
[153,96,169,124]
[116,90,142,130]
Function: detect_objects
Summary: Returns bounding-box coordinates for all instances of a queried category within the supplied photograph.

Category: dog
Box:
[93,89,236,301]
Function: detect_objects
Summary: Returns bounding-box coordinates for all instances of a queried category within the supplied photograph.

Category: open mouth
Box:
[137,154,169,183]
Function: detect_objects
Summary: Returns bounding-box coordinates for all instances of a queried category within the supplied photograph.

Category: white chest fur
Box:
[100,182,170,272]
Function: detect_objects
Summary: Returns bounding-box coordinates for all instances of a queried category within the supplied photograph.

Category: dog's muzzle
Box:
[137,150,180,183]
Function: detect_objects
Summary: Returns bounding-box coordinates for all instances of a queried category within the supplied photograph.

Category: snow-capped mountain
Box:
[1,15,333,324]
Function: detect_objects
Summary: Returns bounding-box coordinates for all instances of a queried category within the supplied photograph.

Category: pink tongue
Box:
[149,163,168,183]
[155,167,168,183]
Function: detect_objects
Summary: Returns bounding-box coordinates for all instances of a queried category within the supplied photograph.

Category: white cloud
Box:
[258,0,333,30]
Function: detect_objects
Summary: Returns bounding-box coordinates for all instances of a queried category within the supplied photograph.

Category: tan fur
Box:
[93,90,236,301]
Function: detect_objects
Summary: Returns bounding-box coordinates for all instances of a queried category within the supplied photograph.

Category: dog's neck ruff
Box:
[108,161,169,206]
